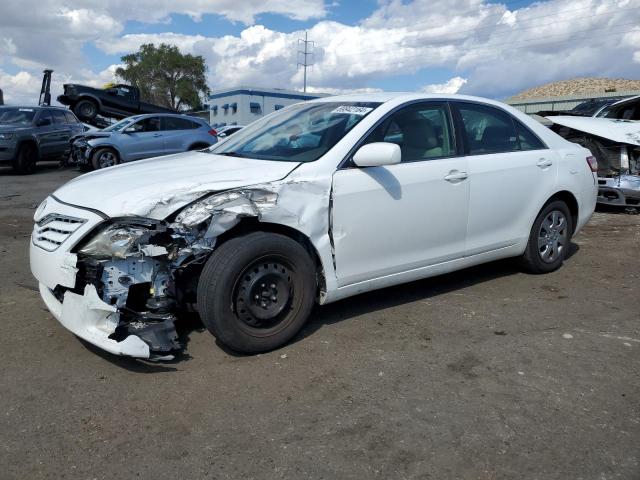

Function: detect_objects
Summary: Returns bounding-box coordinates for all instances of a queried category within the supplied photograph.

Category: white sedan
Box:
[30,93,597,359]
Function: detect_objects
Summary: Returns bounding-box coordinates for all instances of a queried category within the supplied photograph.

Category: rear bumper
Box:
[39,283,150,358]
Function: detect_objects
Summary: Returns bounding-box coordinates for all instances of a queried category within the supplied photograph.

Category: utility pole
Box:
[297,31,314,93]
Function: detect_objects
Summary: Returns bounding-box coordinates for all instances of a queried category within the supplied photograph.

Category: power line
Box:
[297,31,314,93]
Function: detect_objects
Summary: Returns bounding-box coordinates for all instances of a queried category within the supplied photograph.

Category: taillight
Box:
[208,129,217,136]
[586,155,598,172]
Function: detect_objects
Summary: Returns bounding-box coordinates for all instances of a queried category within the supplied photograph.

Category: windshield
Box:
[0,107,37,125]
[211,102,381,162]
[102,117,136,132]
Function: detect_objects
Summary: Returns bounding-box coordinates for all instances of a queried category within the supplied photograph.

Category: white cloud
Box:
[0,70,43,105]
[2,0,640,105]
[421,77,467,94]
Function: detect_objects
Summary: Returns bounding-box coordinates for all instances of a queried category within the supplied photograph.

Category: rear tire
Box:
[12,143,38,174]
[73,99,98,121]
[520,200,572,274]
[91,148,119,170]
[188,143,209,151]
[197,232,317,354]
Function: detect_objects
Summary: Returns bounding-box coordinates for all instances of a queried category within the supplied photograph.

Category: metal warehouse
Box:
[208,86,329,127]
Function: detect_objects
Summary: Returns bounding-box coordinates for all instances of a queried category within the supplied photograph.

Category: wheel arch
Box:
[16,137,40,157]
[543,190,579,234]
[74,94,102,108]
[214,217,327,297]
[187,142,211,151]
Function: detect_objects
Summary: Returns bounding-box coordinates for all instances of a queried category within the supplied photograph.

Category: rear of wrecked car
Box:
[548,116,640,208]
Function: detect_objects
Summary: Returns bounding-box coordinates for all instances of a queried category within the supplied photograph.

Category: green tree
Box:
[116,43,210,110]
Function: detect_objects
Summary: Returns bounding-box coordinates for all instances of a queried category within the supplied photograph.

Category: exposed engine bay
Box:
[65,188,279,359]
[548,117,640,211]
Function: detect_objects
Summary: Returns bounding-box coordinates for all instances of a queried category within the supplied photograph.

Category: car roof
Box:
[123,112,205,120]
[0,105,69,111]
[306,92,516,109]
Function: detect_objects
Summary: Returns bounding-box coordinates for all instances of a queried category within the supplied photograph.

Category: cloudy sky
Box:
[1,0,639,105]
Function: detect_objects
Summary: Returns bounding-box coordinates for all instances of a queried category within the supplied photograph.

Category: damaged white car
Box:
[547,95,640,210]
[30,93,597,360]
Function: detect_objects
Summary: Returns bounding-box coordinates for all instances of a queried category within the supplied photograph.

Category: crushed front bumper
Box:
[39,283,151,358]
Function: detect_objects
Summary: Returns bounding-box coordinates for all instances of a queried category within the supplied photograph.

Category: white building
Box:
[208,86,329,127]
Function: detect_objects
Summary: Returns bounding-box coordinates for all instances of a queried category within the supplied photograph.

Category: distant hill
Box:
[509,77,640,101]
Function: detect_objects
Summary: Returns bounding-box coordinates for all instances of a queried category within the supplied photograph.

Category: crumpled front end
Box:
[30,186,302,360]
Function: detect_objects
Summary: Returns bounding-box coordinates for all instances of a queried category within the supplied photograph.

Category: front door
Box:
[121,116,164,160]
[331,101,470,287]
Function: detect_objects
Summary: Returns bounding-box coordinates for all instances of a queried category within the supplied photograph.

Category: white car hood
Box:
[53,152,301,219]
[548,116,640,146]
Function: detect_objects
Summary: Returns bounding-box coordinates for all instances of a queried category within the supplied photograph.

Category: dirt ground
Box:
[1,164,639,480]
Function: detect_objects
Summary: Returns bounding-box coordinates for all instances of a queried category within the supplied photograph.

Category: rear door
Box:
[451,101,557,256]
[34,110,57,157]
[50,109,72,157]
[120,116,164,160]
[161,116,200,154]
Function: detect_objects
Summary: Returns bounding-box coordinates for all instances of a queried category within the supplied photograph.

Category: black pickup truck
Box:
[58,84,176,121]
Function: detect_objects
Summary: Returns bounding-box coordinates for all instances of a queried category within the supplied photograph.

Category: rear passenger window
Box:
[457,103,518,154]
[164,117,199,130]
[365,102,455,162]
[51,110,68,125]
[514,120,546,150]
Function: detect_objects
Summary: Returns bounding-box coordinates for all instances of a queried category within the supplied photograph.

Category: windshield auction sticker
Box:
[331,106,374,115]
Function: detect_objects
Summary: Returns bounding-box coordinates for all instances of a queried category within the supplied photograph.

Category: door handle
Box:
[152,133,162,137]
[536,158,553,168]
[444,170,468,182]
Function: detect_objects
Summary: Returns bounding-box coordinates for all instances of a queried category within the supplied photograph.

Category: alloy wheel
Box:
[537,210,568,263]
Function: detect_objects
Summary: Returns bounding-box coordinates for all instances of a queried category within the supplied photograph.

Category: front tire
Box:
[197,232,317,354]
[13,143,38,174]
[520,200,572,274]
[91,148,119,169]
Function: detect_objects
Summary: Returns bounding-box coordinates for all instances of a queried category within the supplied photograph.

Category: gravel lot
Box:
[1,164,639,480]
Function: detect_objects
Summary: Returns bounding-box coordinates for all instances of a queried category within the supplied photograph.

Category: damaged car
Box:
[30,93,597,360]
[69,113,216,169]
[547,95,640,210]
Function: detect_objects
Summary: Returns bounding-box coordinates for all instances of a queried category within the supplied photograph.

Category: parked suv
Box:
[69,113,217,169]
[0,106,84,173]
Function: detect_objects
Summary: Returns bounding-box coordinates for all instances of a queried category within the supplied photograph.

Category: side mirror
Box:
[352,142,401,167]
[218,132,227,138]
[123,126,136,133]
[36,118,52,127]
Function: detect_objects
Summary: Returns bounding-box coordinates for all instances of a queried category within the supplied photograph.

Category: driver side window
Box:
[365,103,455,162]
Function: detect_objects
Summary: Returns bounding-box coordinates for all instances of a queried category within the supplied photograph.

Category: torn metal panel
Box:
[548,116,640,147]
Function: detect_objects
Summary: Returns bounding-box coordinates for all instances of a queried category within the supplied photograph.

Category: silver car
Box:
[69,113,217,169]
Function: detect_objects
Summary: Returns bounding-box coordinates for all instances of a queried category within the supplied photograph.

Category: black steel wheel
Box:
[197,232,317,353]
[74,99,98,120]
